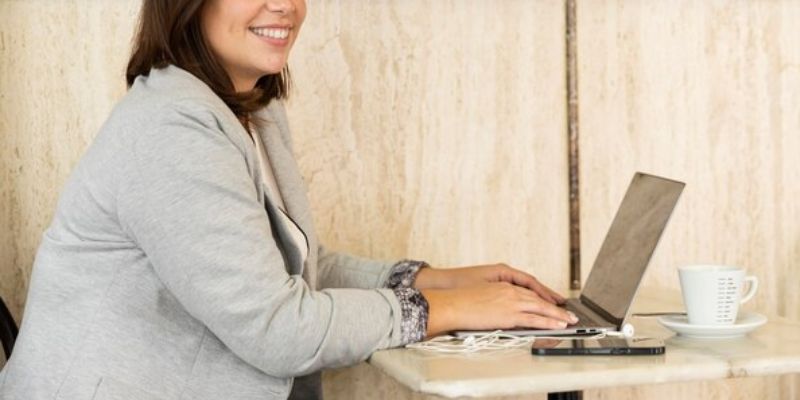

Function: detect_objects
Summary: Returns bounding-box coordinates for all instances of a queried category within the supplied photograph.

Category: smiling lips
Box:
[249,27,290,45]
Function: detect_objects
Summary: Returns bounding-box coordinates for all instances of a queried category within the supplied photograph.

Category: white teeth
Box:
[250,27,289,40]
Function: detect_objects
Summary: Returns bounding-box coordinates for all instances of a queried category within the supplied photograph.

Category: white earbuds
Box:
[603,323,635,338]
[405,331,536,353]
[405,324,637,354]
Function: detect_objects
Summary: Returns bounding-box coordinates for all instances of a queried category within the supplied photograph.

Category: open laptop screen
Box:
[580,173,685,325]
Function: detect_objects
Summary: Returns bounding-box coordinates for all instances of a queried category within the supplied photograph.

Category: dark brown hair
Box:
[126,0,290,121]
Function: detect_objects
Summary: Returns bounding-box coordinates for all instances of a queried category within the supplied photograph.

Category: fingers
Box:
[529,277,566,304]
[444,283,577,332]
[537,281,567,305]
[511,286,578,325]
[529,281,561,305]
[504,267,566,305]
[515,313,571,330]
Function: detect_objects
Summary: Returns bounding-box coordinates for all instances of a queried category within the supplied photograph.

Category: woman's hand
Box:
[420,282,578,338]
[414,263,566,305]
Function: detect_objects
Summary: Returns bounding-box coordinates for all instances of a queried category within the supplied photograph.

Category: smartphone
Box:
[531,337,665,356]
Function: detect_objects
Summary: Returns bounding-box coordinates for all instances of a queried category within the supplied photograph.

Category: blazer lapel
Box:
[152,66,314,282]
[253,102,317,286]
[262,194,308,276]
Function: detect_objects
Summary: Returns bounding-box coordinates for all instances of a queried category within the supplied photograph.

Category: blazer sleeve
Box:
[117,104,405,379]
[316,246,398,289]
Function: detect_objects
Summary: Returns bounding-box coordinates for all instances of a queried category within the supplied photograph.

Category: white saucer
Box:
[657,312,767,339]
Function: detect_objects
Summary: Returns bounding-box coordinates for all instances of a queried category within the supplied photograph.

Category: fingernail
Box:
[567,311,579,324]
[558,321,568,329]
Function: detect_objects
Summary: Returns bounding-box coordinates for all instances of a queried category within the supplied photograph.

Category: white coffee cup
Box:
[678,264,758,325]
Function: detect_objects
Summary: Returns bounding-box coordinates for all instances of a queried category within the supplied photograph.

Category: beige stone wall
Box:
[0,0,141,326]
[578,0,800,321]
[577,1,800,399]
[1,0,797,398]
[286,0,570,288]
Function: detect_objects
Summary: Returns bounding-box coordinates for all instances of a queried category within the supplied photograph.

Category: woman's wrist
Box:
[412,267,434,289]
[413,267,453,290]
[419,289,454,337]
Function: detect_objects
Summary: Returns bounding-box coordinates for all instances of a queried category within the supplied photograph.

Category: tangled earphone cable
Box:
[405,331,535,353]
[405,324,635,354]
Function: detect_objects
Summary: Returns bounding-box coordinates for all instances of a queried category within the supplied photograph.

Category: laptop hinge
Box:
[579,295,625,328]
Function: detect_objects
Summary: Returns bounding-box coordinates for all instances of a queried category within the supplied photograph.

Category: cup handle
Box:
[740,275,759,304]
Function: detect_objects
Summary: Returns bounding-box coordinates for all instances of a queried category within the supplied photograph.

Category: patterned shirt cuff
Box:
[384,259,429,289]
[393,287,429,344]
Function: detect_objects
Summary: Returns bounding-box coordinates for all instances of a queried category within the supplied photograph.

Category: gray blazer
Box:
[0,66,406,400]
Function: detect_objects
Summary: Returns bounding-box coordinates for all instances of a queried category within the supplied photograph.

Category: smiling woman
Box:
[0,1,573,400]
[126,0,298,122]
[199,0,303,92]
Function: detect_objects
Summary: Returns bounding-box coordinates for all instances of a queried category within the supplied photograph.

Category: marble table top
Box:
[368,288,800,398]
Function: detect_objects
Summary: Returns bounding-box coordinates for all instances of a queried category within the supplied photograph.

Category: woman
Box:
[0,1,577,399]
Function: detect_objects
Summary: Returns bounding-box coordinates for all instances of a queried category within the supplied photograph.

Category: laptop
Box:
[454,172,685,337]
